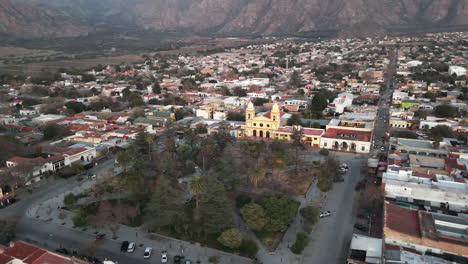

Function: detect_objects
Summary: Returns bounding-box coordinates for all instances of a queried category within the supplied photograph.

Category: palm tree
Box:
[248,165,265,189]
[145,134,154,161]
[188,176,205,209]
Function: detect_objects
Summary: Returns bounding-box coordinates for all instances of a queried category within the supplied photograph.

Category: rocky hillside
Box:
[4,0,468,39]
[0,0,88,39]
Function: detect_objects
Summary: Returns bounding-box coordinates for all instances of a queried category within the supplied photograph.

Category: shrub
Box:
[72,211,88,227]
[239,239,259,257]
[63,193,77,206]
[208,256,220,264]
[290,232,309,254]
[217,228,243,249]
[319,148,329,156]
[235,193,252,208]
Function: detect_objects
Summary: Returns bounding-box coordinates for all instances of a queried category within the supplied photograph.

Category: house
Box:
[247,91,267,99]
[384,202,468,258]
[273,126,324,148]
[19,109,37,116]
[347,234,383,264]
[0,241,90,264]
[319,119,374,153]
[326,92,354,113]
[448,66,466,77]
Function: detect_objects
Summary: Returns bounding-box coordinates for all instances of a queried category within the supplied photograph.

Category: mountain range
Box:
[2,0,467,39]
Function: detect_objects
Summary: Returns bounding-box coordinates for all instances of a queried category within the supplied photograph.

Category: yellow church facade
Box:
[241,102,281,139]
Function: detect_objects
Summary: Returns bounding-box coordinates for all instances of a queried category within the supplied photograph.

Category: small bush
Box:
[72,211,88,227]
[239,239,259,257]
[290,232,309,254]
[208,256,220,264]
[235,193,252,208]
[319,148,329,156]
[63,193,77,206]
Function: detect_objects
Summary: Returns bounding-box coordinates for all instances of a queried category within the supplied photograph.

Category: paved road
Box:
[301,154,366,264]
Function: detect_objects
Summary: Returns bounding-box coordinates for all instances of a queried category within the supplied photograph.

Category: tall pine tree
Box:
[199,179,233,234]
[144,177,186,231]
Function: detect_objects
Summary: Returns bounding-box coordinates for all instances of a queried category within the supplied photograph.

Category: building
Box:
[448,66,466,77]
[320,119,374,153]
[0,241,89,264]
[347,234,383,264]
[273,126,324,147]
[384,202,468,259]
[389,138,448,158]
[241,103,285,138]
[246,91,267,99]
[326,93,354,113]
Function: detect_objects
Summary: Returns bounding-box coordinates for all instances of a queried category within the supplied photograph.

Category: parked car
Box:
[185,261,192,264]
[354,223,368,232]
[95,234,105,240]
[120,241,129,252]
[340,163,348,170]
[161,251,168,263]
[143,247,153,259]
[320,211,331,218]
[127,242,136,253]
[174,255,182,264]
[333,176,344,182]
[87,174,96,179]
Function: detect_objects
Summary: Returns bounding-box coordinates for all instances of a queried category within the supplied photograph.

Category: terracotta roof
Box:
[385,202,421,238]
[323,128,372,142]
[3,242,46,261]
[0,254,14,264]
[7,157,47,167]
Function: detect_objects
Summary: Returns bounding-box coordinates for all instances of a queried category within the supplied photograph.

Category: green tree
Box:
[300,204,320,232]
[188,176,206,209]
[290,232,309,254]
[434,104,457,118]
[145,177,185,230]
[289,71,302,88]
[217,145,238,189]
[310,93,328,112]
[248,164,265,189]
[291,128,305,173]
[116,150,133,172]
[199,179,233,234]
[287,114,302,126]
[134,130,149,154]
[233,87,247,97]
[260,195,298,232]
[145,134,154,160]
[240,203,268,231]
[152,81,161,94]
[65,101,86,114]
[429,125,453,139]
[226,112,245,121]
[217,228,243,249]
[253,98,269,106]
[239,239,259,257]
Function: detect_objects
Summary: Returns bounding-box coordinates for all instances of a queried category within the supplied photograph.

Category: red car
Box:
[95,234,106,240]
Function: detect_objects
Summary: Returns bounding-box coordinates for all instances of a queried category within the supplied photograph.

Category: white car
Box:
[127,242,136,253]
[380,146,386,152]
[143,247,152,259]
[320,211,332,218]
[161,252,168,263]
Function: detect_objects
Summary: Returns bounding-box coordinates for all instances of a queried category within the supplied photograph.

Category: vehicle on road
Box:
[320,211,331,218]
[143,247,153,259]
[185,260,192,264]
[87,174,96,179]
[174,255,182,264]
[333,176,344,182]
[120,241,129,252]
[161,251,168,263]
[380,146,385,152]
[354,223,368,232]
[340,163,348,170]
[127,242,136,253]
[95,233,105,240]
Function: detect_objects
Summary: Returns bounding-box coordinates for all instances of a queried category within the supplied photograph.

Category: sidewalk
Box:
[27,176,252,264]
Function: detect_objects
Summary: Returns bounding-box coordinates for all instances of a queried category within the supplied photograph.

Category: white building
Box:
[448,66,466,77]
[246,91,267,99]
[327,92,354,113]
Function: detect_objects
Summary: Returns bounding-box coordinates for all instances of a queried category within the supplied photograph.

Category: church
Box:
[241,102,285,139]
